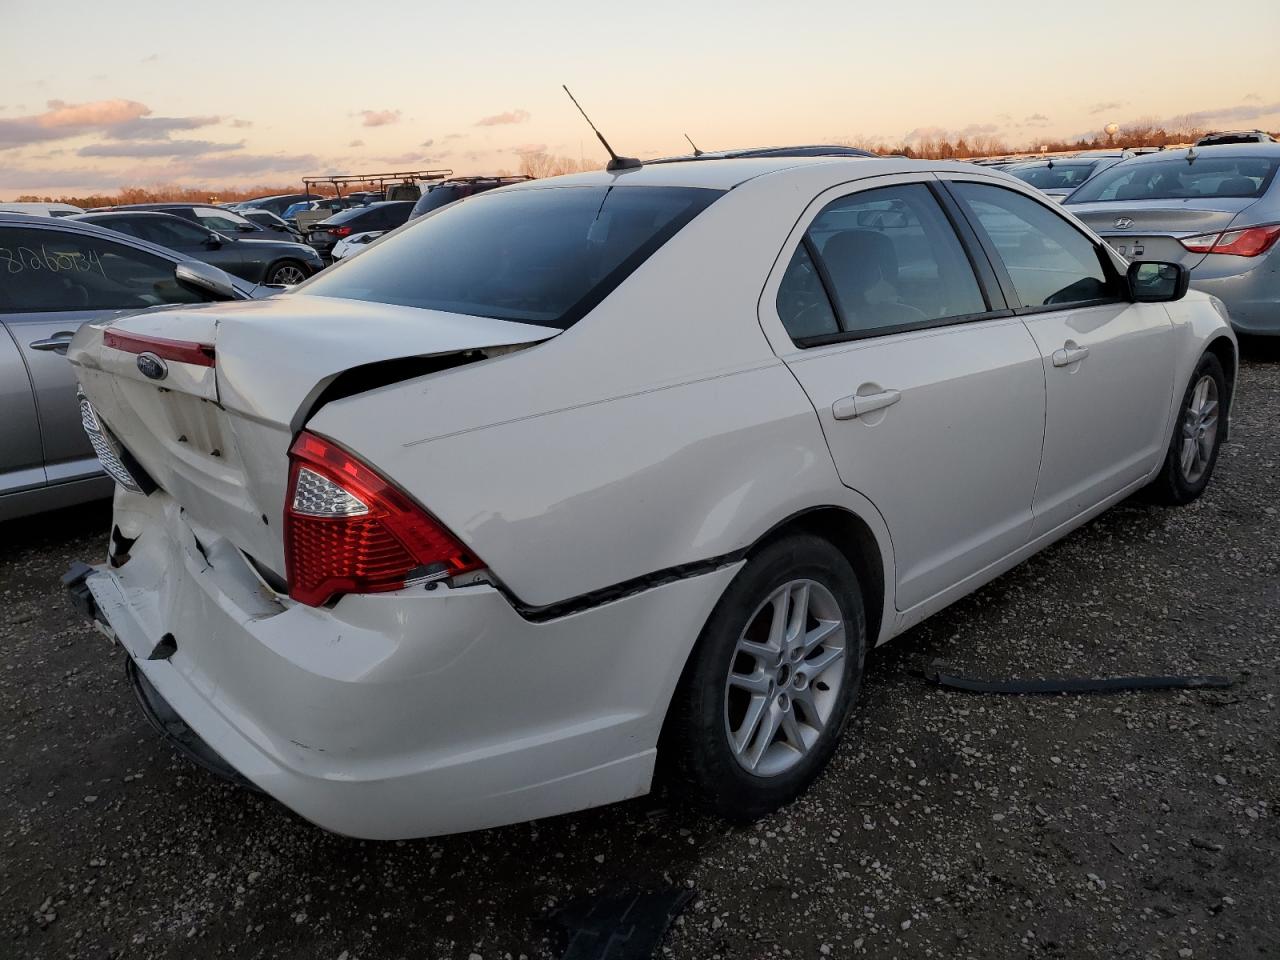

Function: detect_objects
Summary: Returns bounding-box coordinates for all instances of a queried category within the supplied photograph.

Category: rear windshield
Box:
[1068,155,1279,203]
[410,185,464,218]
[1008,162,1099,190]
[299,185,722,329]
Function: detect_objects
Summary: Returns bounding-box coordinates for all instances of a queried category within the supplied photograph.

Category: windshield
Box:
[299,185,722,329]
[1068,155,1279,203]
[1008,162,1099,190]
[410,185,464,218]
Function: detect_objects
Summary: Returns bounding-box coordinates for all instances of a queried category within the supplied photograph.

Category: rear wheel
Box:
[266,259,308,286]
[664,535,866,822]
[1146,352,1227,505]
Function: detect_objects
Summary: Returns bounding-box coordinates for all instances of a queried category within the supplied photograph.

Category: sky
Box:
[3,0,1278,198]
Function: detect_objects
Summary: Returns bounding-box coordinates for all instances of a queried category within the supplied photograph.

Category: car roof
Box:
[499,155,950,192]
[72,210,192,220]
[1111,142,1280,165]
[648,144,876,164]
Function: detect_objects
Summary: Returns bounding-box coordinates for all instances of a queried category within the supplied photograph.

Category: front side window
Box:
[0,226,210,312]
[952,182,1115,308]
[1067,156,1279,203]
[777,183,987,342]
[300,186,722,329]
[191,207,255,234]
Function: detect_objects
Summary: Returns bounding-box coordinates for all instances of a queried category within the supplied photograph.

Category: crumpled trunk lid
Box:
[68,294,558,577]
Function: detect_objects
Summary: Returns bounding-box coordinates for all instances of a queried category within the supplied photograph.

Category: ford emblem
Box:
[136,352,168,381]
[1113,217,1134,230]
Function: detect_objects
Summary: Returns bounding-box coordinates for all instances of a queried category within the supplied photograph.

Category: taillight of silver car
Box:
[283,431,483,607]
[1180,224,1280,257]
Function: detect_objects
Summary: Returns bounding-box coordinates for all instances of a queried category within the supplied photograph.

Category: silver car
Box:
[1003,154,1128,203]
[1,213,256,521]
[1065,144,1280,335]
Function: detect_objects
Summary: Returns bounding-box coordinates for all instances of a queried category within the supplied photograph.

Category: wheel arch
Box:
[1203,334,1237,439]
[745,506,889,649]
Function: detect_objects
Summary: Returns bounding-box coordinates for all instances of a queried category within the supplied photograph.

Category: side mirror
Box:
[1128,261,1189,303]
[175,261,239,301]
[205,232,224,248]
[236,223,259,232]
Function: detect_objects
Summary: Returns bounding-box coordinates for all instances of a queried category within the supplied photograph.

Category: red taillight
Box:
[1181,224,1280,258]
[103,330,215,366]
[283,431,482,607]
[331,226,353,237]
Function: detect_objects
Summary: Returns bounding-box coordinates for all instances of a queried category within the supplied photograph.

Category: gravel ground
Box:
[3,345,1277,960]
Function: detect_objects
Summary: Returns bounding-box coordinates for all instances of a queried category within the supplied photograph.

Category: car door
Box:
[0,223,214,482]
[0,320,45,498]
[943,178,1175,538]
[760,177,1047,611]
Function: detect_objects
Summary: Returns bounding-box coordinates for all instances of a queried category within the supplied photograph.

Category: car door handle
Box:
[29,332,76,353]
[832,388,901,420]
[1051,342,1090,367]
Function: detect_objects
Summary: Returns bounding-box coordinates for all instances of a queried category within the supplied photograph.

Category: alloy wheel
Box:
[271,264,307,285]
[724,578,846,777]
[1180,374,1219,484]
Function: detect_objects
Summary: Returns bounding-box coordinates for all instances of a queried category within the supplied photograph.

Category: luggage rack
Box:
[301,169,453,203]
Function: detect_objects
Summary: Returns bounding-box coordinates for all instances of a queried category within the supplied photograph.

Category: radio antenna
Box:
[684,133,704,157]
[562,85,641,172]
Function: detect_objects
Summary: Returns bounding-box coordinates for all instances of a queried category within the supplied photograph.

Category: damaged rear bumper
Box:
[65,488,738,839]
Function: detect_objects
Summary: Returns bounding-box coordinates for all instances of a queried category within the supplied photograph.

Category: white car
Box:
[66,156,1236,839]
[0,201,85,217]
[330,230,383,261]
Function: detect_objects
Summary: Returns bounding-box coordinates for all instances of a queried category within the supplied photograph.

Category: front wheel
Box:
[265,259,308,286]
[1145,351,1227,505]
[663,534,867,822]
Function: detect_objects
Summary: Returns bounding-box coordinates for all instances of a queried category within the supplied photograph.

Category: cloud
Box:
[1176,100,1280,126]
[105,115,221,140]
[444,132,464,140]
[78,139,244,158]
[1088,101,1125,116]
[229,118,253,128]
[1243,92,1260,102]
[171,152,318,178]
[903,125,950,142]
[957,123,999,137]
[510,142,547,155]
[475,109,529,127]
[348,138,364,148]
[0,99,225,151]
[420,138,434,148]
[1025,113,1050,125]
[358,109,401,127]
[0,98,149,148]
[140,54,159,63]
[0,163,112,190]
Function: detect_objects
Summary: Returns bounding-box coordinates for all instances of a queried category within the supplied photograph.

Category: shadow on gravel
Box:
[0,500,111,564]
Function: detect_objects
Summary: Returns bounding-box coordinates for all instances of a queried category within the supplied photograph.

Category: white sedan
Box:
[67,156,1235,838]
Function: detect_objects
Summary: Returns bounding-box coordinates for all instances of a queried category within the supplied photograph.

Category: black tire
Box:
[265,259,308,286]
[663,534,867,822]
[1145,351,1227,506]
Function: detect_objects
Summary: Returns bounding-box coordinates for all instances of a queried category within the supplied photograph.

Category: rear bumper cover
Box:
[1190,250,1280,334]
[72,489,738,838]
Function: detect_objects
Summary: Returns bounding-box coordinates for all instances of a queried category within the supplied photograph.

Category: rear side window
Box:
[0,226,211,312]
[953,182,1115,308]
[300,186,722,329]
[777,183,987,342]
